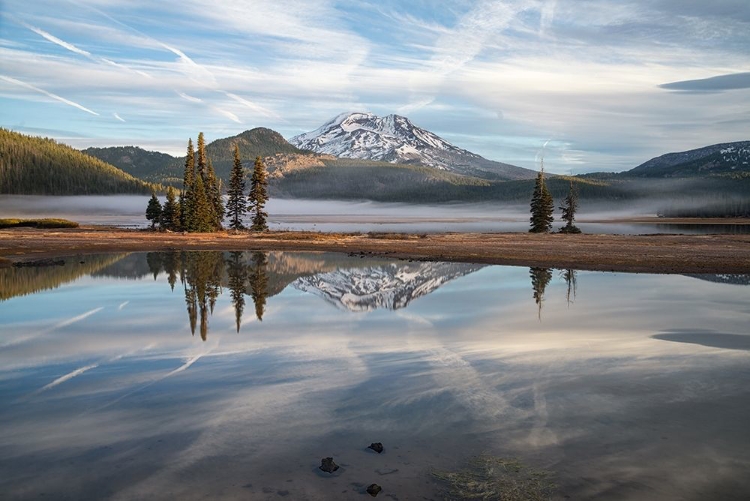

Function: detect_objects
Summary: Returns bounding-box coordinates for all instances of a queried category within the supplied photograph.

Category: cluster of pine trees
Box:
[529,166,581,233]
[145,133,269,232]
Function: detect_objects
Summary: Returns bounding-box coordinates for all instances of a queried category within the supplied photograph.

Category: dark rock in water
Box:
[366,484,382,497]
[319,457,339,473]
[368,442,384,454]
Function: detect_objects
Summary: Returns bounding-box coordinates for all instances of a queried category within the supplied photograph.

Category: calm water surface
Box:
[1,252,749,500]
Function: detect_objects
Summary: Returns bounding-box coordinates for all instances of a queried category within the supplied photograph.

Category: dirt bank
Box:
[1,227,749,274]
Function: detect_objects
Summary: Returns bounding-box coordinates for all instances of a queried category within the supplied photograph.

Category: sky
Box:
[1,0,748,174]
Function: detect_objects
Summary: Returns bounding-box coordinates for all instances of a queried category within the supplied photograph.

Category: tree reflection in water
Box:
[529,267,552,320]
[529,267,579,319]
[150,251,269,340]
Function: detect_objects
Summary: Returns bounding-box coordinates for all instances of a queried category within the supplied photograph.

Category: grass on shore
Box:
[0,218,80,229]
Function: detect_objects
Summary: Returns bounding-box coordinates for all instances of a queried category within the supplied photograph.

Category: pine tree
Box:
[161,186,181,231]
[196,132,207,177]
[191,174,214,232]
[559,180,581,234]
[146,192,162,230]
[529,166,554,233]
[205,159,224,230]
[181,139,196,231]
[226,144,247,230]
[249,156,269,232]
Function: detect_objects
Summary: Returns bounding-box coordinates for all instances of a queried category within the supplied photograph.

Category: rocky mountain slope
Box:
[290,112,536,181]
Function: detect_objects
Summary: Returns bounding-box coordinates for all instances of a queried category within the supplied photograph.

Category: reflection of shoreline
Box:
[3,229,750,274]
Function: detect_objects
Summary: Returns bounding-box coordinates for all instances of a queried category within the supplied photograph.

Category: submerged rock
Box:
[319,457,339,473]
[368,442,384,454]
[366,484,382,497]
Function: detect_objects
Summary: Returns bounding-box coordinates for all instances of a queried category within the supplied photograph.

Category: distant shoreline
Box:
[1,226,749,274]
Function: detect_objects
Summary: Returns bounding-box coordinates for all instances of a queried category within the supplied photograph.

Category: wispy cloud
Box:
[177,91,202,103]
[113,112,126,122]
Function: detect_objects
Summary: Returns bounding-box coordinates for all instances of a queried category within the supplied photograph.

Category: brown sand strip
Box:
[1,227,749,274]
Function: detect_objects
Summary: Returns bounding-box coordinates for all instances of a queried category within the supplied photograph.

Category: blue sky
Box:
[1,0,748,173]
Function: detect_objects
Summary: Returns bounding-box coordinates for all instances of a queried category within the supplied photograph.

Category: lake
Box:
[1,251,749,500]
[2,195,748,234]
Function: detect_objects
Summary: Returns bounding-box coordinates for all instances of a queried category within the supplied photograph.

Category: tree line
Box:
[146,132,269,232]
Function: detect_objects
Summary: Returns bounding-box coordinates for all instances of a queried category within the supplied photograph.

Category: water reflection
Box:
[529,267,552,319]
[1,254,750,500]
[138,251,487,337]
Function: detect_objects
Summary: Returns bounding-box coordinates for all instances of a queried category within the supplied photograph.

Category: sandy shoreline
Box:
[1,226,749,274]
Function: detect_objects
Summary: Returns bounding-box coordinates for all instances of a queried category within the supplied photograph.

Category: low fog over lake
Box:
[2,195,747,234]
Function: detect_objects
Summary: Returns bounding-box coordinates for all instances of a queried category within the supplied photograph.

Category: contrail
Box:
[16,18,152,81]
[34,364,99,394]
[0,306,105,348]
[0,75,99,116]
[88,346,216,414]
[224,92,280,120]
[17,20,93,58]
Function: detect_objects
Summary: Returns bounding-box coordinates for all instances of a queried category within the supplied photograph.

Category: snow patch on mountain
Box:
[290,112,471,168]
[292,261,485,312]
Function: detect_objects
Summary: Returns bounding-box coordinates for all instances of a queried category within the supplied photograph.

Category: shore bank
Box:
[1,226,749,274]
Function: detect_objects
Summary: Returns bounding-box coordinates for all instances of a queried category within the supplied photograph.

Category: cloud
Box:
[659,72,750,92]
[113,112,125,122]
[212,107,242,124]
[177,91,202,103]
[0,74,99,115]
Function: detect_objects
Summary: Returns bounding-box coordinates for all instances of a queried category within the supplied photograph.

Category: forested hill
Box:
[82,127,310,185]
[82,146,178,185]
[0,129,157,195]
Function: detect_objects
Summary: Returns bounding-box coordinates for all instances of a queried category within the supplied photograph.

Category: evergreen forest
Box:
[0,129,157,195]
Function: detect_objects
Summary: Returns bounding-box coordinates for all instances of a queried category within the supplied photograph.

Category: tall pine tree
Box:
[529,165,554,233]
[205,159,224,230]
[249,156,269,231]
[191,173,214,232]
[226,144,247,230]
[181,139,196,231]
[559,180,581,234]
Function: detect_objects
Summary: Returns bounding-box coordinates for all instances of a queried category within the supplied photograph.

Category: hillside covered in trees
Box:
[0,129,157,195]
[83,128,311,186]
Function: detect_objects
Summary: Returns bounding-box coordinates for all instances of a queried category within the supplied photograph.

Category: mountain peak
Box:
[289,112,536,180]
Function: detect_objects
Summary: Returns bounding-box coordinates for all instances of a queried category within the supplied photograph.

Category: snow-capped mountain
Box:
[292,261,485,312]
[289,112,536,180]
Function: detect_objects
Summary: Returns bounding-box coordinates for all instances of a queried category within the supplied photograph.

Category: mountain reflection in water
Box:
[1,252,750,500]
